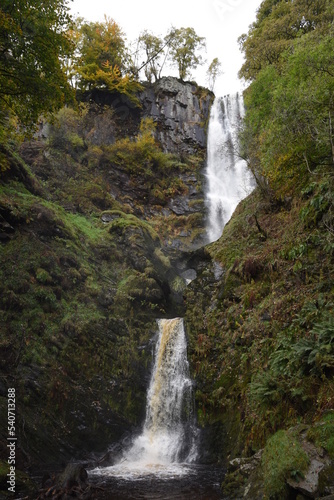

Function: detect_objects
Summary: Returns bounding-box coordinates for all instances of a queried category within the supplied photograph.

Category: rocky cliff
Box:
[141,76,212,155]
[0,77,213,496]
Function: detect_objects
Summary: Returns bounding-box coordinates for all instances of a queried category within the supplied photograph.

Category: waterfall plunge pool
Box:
[88,463,225,499]
[88,318,225,498]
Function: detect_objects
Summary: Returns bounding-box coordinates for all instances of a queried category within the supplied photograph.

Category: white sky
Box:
[69,0,261,96]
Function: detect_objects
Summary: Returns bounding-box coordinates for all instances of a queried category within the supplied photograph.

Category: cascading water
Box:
[90,318,198,480]
[205,93,254,243]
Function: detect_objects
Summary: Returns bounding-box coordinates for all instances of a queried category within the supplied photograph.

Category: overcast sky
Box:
[70,0,261,96]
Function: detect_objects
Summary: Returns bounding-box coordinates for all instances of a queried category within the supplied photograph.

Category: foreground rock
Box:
[37,464,99,499]
[221,426,334,499]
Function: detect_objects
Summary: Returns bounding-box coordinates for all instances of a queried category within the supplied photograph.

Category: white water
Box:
[90,318,198,479]
[205,94,254,242]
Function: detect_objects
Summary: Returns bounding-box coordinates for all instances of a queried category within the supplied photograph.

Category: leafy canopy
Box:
[167,27,206,81]
[137,31,166,83]
[206,58,222,92]
[238,0,334,81]
[72,16,142,106]
[0,0,74,127]
[239,0,334,197]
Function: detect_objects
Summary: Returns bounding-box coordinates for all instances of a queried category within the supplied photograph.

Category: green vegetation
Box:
[136,31,167,82]
[308,412,334,459]
[239,0,334,198]
[185,181,334,460]
[183,6,334,496]
[167,27,206,81]
[0,0,74,128]
[0,156,174,466]
[261,430,309,498]
[72,16,143,106]
[206,57,222,92]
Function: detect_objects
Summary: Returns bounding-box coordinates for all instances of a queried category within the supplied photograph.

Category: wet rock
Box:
[57,464,88,489]
[287,428,331,498]
[169,196,191,215]
[221,450,264,499]
[318,463,334,497]
[229,450,263,476]
[288,457,329,497]
[101,212,120,223]
[180,269,197,284]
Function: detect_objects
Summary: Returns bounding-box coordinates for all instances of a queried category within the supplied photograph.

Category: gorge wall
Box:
[0,77,213,491]
[1,75,333,500]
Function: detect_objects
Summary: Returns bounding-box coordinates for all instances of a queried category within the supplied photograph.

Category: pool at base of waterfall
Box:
[88,463,225,499]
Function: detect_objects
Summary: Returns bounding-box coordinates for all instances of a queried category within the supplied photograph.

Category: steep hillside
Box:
[185,183,334,496]
[0,79,213,496]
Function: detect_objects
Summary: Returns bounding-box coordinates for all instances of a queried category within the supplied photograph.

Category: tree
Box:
[239,0,334,197]
[207,58,222,92]
[238,0,333,81]
[73,16,126,89]
[167,27,206,81]
[0,0,74,128]
[137,31,166,83]
[73,16,142,105]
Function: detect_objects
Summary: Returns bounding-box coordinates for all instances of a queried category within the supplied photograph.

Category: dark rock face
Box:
[78,78,213,155]
[141,77,213,155]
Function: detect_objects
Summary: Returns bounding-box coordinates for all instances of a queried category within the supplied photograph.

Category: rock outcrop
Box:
[141,77,213,155]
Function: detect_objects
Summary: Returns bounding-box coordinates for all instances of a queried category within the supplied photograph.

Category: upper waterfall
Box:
[205,94,254,243]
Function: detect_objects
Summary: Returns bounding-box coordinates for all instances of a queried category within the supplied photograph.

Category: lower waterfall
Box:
[90,318,198,480]
[205,93,254,243]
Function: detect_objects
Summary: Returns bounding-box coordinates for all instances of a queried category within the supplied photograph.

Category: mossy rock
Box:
[318,463,334,496]
[261,430,310,499]
[116,272,164,303]
[221,469,247,498]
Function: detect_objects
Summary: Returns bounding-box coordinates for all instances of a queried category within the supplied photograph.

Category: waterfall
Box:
[205,93,254,243]
[91,318,198,479]
[128,318,197,465]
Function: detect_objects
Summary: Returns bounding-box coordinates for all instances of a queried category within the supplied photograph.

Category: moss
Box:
[36,268,52,284]
[106,211,160,242]
[153,248,171,269]
[171,276,186,294]
[307,412,334,459]
[116,271,163,304]
[261,430,309,498]
[318,463,334,496]
[221,469,247,498]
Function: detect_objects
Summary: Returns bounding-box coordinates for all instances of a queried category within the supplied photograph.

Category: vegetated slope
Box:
[0,82,210,486]
[186,184,333,450]
[185,0,334,496]
[0,145,173,468]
